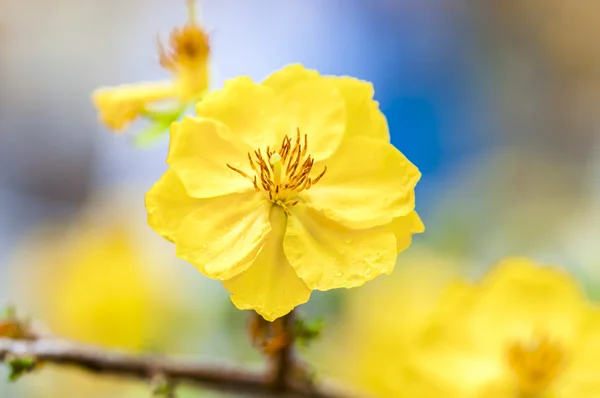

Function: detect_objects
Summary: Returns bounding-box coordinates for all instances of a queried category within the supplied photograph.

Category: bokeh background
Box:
[1,0,599,397]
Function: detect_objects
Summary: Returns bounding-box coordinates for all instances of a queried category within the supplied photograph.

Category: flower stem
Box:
[270,311,295,392]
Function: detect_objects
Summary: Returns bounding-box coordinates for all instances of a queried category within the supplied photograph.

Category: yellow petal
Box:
[223,206,311,321]
[430,258,589,360]
[283,205,397,291]
[304,136,421,229]
[175,191,272,280]
[92,81,176,131]
[390,209,425,252]
[564,308,600,396]
[276,73,346,161]
[413,346,503,397]
[145,169,203,242]
[473,258,588,345]
[167,116,255,198]
[265,67,389,144]
[262,63,319,89]
[327,76,390,141]
[195,76,280,149]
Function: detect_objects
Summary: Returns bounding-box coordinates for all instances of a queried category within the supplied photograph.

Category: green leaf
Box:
[133,103,189,148]
[132,120,173,148]
[294,317,324,347]
[0,305,16,321]
[6,356,37,382]
[151,373,177,397]
[139,106,186,123]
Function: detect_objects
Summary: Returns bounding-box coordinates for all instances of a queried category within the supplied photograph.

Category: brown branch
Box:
[0,337,358,398]
[269,312,296,392]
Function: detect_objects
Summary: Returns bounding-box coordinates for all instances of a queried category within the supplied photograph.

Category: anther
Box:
[312,166,327,185]
[227,164,252,180]
[228,128,327,214]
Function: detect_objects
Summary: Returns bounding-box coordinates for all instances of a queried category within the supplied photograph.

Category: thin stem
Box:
[270,311,295,391]
[0,337,355,398]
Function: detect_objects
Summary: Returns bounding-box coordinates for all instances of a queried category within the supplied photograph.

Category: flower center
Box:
[506,335,565,397]
[158,1,209,71]
[227,128,327,215]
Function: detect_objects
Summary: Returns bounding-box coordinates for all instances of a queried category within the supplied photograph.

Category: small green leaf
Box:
[132,120,173,148]
[294,317,324,347]
[139,106,186,123]
[151,373,176,398]
[0,305,16,321]
[133,103,189,148]
[6,356,37,382]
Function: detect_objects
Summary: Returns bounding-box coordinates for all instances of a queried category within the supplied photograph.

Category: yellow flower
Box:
[319,250,462,398]
[10,209,185,352]
[7,193,200,398]
[92,0,209,133]
[414,258,600,398]
[146,64,423,321]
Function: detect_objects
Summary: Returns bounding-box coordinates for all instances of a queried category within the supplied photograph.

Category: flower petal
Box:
[195,76,280,149]
[276,73,346,161]
[167,116,255,198]
[304,136,420,229]
[283,205,397,291]
[564,309,600,395]
[223,207,311,321]
[175,191,272,280]
[429,258,589,358]
[145,169,203,242]
[265,68,389,144]
[471,258,588,344]
[390,209,425,252]
[92,81,176,131]
[262,63,319,93]
[327,76,390,141]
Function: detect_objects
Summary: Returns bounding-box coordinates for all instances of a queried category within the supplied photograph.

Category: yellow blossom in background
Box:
[92,0,209,139]
[320,250,462,398]
[41,229,165,349]
[9,194,191,352]
[414,258,600,398]
[12,227,180,352]
[7,194,194,397]
[146,63,423,321]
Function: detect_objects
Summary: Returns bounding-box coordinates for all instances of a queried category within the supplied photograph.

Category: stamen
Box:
[507,335,564,396]
[311,165,327,185]
[158,2,210,72]
[301,133,308,158]
[227,128,327,214]
[276,200,292,216]
[227,164,252,180]
[248,153,258,173]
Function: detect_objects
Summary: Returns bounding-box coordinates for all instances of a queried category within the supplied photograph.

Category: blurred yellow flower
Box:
[92,0,209,134]
[7,196,194,398]
[415,258,600,398]
[146,63,423,321]
[321,250,462,398]
[17,225,178,351]
[9,193,190,353]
